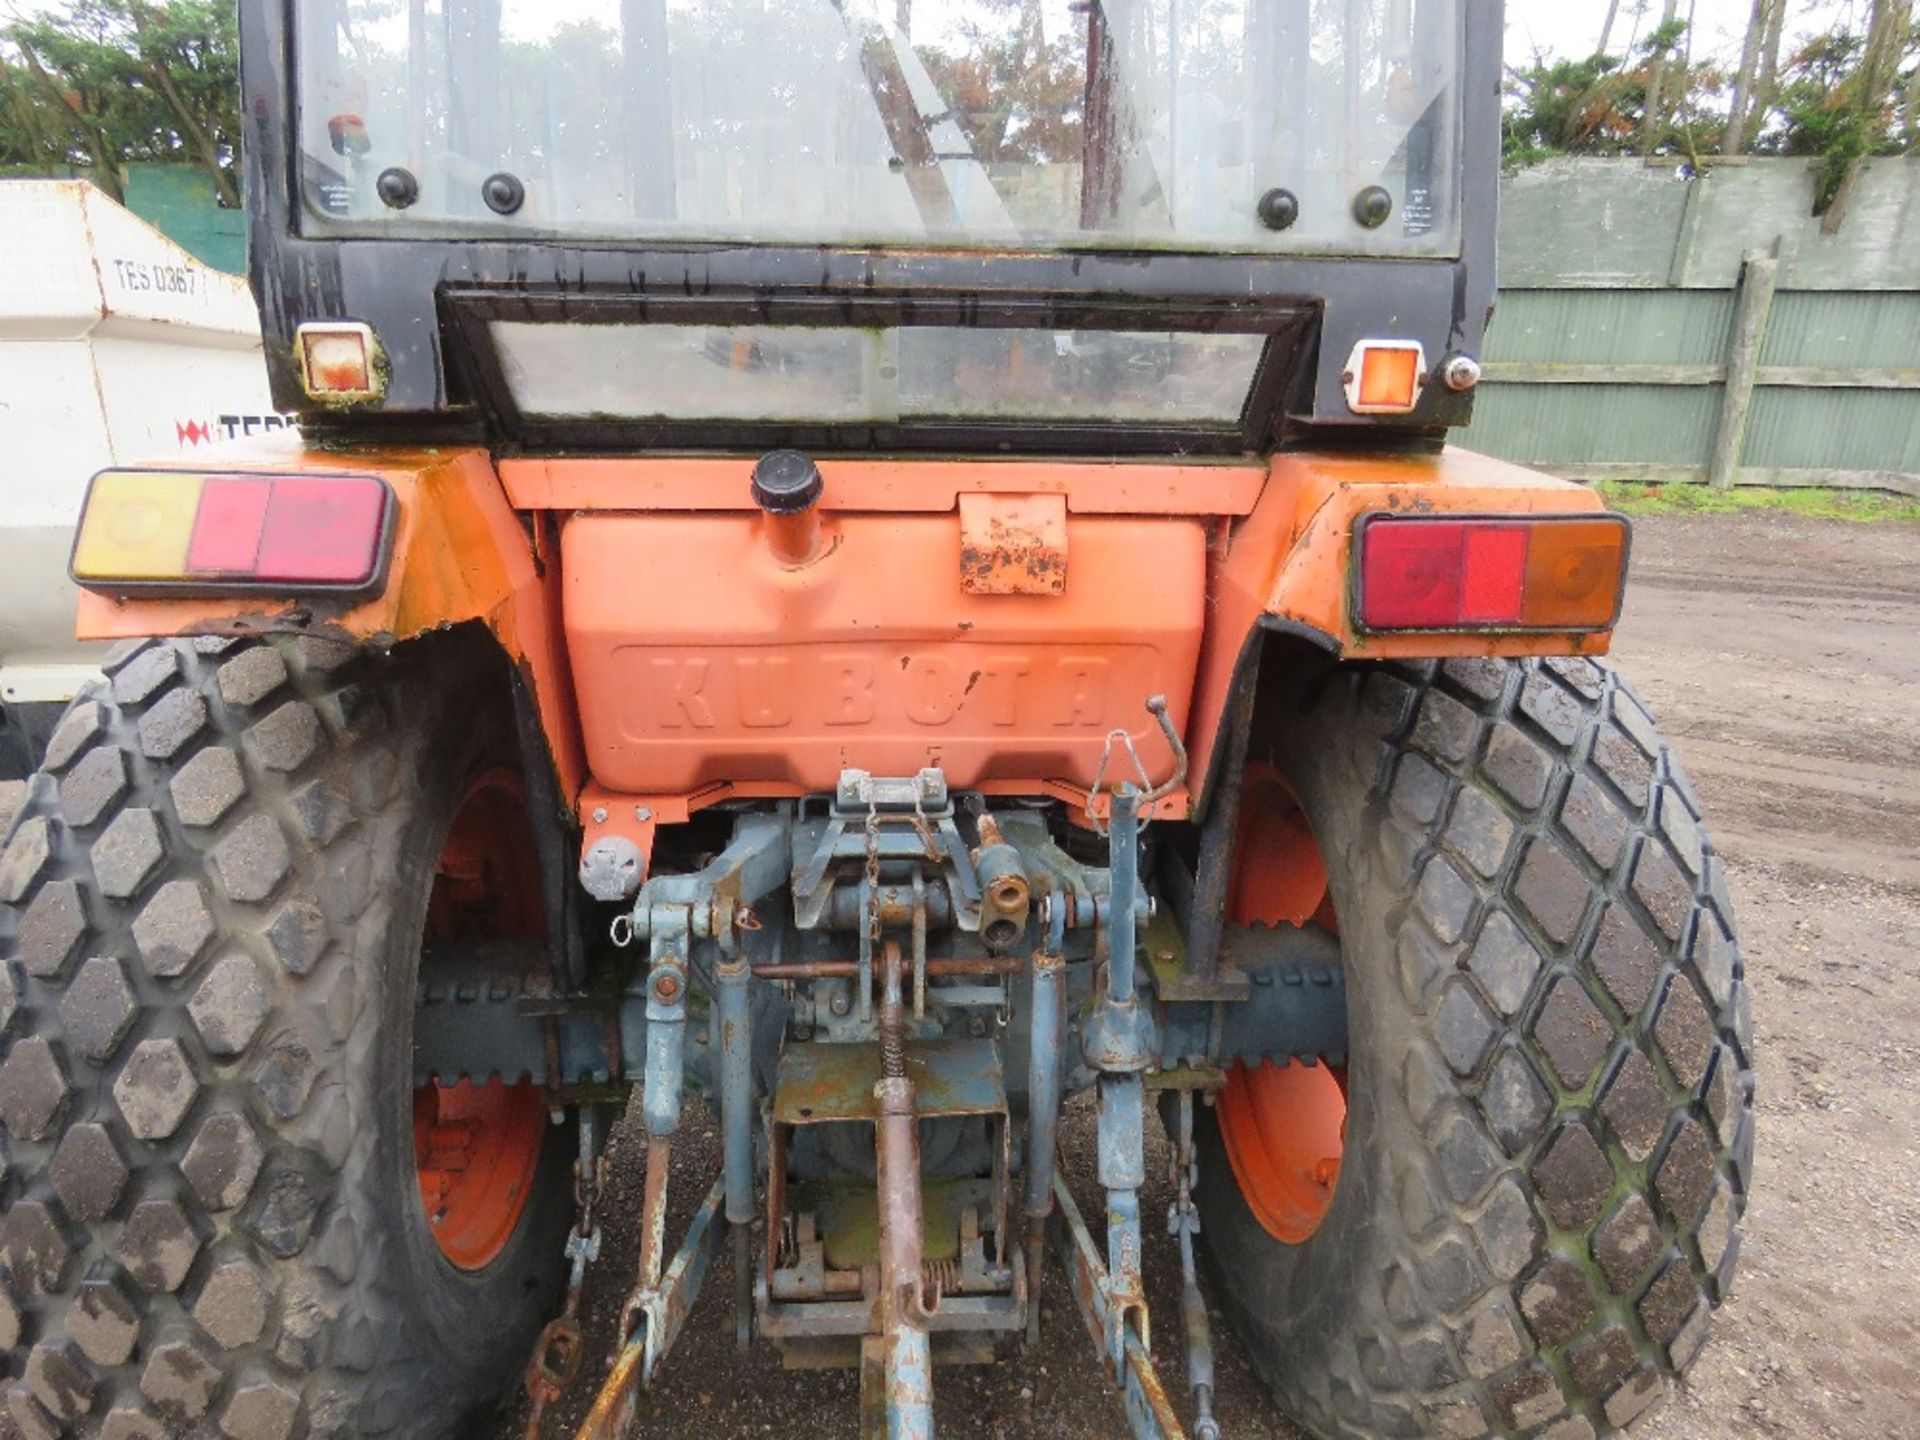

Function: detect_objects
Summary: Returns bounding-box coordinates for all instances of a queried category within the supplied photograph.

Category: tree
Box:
[1764,5,1919,210]
[918,0,1083,166]
[0,0,239,205]
[1506,0,1916,175]
[1637,3,1685,153]
[1502,50,1638,166]
[1597,0,1623,57]
[126,2,241,206]
[1504,26,1723,168]
[2,8,141,201]
[1748,0,1790,148]
[1723,0,1774,153]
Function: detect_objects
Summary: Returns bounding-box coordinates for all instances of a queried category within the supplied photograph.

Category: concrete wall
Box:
[1463,157,1920,494]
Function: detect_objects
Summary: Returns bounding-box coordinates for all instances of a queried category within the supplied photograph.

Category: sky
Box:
[1507,0,1856,67]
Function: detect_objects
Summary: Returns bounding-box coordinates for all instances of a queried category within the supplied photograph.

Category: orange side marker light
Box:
[295,321,384,402]
[1343,340,1426,414]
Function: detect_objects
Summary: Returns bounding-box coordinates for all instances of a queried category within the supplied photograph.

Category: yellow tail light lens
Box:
[69,471,203,582]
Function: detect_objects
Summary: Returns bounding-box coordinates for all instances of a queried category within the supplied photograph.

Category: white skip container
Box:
[0,179,282,780]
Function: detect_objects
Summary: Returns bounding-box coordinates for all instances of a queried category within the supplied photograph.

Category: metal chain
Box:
[1167,1092,1220,1440]
[523,1110,605,1439]
[864,800,882,956]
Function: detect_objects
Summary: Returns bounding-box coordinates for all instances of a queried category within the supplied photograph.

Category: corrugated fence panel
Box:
[1464,384,1722,466]
[1744,389,1920,472]
[1465,160,1917,488]
[1761,292,1920,369]
[1486,290,1733,365]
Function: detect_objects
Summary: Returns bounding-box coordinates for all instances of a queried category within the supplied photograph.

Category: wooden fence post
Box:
[1708,248,1780,489]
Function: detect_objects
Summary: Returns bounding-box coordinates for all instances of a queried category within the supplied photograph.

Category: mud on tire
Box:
[1196,656,1754,1438]
[0,633,572,1440]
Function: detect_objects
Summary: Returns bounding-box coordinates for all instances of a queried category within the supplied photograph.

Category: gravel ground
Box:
[468,506,1914,1439]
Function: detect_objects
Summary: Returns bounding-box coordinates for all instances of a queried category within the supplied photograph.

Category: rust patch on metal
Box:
[958,492,1067,596]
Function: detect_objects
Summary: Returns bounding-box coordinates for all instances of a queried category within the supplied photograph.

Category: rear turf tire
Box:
[1196,656,1753,1438]
[0,633,572,1440]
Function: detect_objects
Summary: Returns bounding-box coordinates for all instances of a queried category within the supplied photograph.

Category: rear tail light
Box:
[1356,513,1630,632]
[71,469,394,595]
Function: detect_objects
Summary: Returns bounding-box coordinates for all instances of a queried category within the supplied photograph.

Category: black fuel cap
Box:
[751,450,823,514]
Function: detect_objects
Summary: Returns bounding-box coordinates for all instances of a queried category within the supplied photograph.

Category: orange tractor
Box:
[0,2,1750,1437]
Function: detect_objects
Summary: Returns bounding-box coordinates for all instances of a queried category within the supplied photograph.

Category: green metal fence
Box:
[1462,156,1920,496]
[123,165,247,275]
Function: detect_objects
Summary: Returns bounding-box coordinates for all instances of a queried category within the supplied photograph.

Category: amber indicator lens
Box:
[1357,514,1629,632]
[1343,340,1427,414]
[72,469,393,594]
[1357,348,1419,409]
[295,321,382,399]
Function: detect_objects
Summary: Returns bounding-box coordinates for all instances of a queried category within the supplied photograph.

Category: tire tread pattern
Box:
[1205,656,1752,1440]
[0,636,474,1439]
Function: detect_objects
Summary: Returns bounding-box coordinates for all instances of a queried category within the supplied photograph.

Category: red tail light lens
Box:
[1357,513,1630,633]
[253,477,391,584]
[185,477,275,574]
[73,470,394,595]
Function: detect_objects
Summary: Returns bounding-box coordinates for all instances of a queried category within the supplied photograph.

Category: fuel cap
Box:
[750,450,824,514]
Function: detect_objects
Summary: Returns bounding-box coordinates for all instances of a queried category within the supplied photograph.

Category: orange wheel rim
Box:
[1227,763,1334,931]
[1218,762,1346,1241]
[414,1078,547,1269]
[1217,1060,1347,1243]
[414,770,546,1271]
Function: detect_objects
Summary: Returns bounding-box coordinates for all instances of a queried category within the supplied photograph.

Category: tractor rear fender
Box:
[1185,445,1615,800]
[74,444,1608,820]
[73,442,587,800]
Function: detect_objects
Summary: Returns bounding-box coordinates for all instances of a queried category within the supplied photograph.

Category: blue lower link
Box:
[886,1323,934,1440]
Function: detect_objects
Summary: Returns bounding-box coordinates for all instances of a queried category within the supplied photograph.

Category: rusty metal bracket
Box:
[1142,906,1251,1004]
[1050,1176,1188,1440]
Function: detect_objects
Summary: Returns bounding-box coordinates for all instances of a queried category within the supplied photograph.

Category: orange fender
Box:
[74,441,584,799]
[1185,447,1612,798]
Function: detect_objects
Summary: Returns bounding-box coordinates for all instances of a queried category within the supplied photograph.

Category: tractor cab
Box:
[257,0,1489,453]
